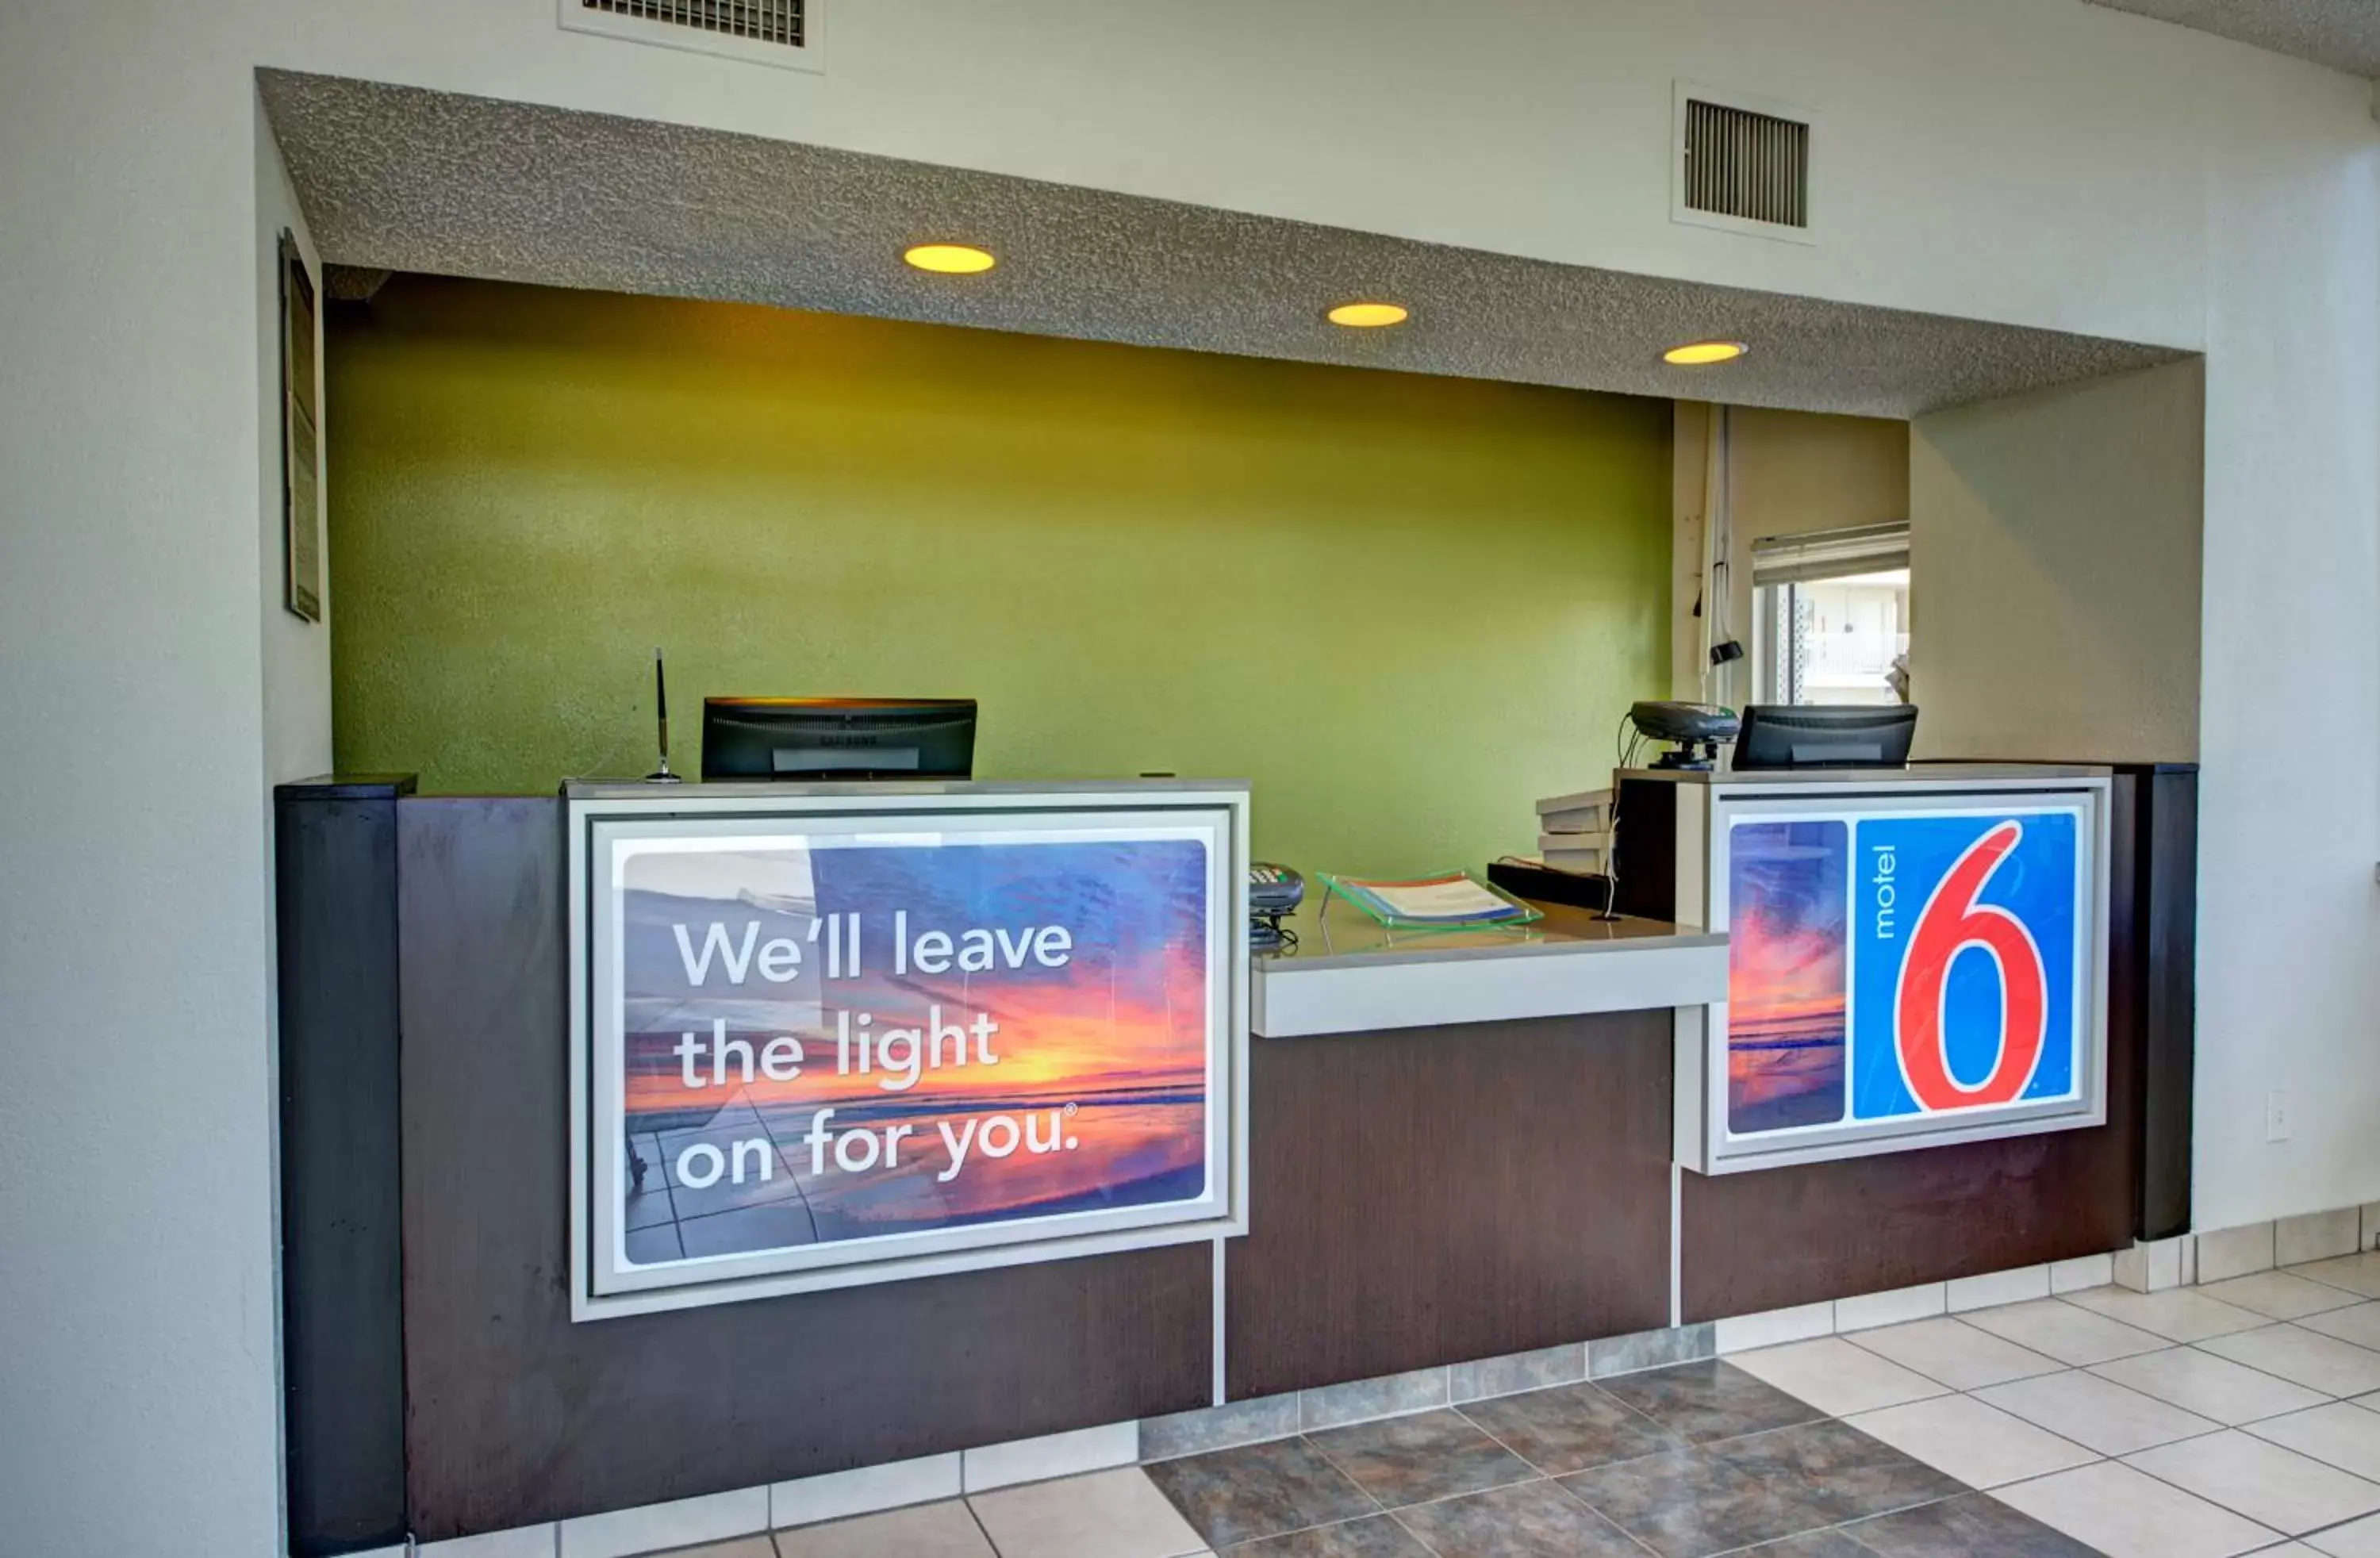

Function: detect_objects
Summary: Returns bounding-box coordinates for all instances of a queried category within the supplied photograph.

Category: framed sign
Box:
[566,782,1250,1319]
[1679,778,2109,1173]
[278,231,321,623]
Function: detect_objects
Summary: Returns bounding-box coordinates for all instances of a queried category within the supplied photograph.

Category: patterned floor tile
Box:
[1592,1359,1825,1445]
[1386,1478,1645,1556]
[1558,1444,1837,1557]
[1457,1380,1680,1474]
[1304,1409,1534,1508]
[1219,1514,1430,1556]
[1145,1437,1378,1548]
[1710,1418,1967,1525]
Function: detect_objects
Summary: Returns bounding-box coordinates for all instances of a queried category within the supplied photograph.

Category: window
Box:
[1751,524,1910,707]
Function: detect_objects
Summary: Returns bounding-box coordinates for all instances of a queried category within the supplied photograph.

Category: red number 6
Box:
[1896,821,2047,1111]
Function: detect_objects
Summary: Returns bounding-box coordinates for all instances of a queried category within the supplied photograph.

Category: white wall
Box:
[4,2,2377,1552]
[1908,359,2203,764]
[1,9,290,1556]
[1672,403,1910,703]
[2191,56,2380,1233]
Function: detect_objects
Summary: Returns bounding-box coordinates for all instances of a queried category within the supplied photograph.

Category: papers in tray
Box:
[1324,870,1540,927]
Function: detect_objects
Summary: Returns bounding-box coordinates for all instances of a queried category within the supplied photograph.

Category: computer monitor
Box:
[1731,704,1917,770]
[700,697,977,781]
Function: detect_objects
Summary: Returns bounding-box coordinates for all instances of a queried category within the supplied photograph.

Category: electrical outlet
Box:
[2267,1090,2293,1143]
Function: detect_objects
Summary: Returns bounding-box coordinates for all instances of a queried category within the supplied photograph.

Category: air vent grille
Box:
[582,0,805,48]
[1682,98,1808,228]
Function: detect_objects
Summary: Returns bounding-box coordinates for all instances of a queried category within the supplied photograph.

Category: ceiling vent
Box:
[1672,83,1814,244]
[561,0,822,73]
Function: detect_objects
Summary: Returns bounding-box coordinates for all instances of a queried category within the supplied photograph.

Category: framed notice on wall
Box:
[566,782,1251,1320]
[278,231,321,623]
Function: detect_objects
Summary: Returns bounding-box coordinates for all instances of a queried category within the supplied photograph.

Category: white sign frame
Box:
[1676,776,2112,1174]
[566,781,1251,1321]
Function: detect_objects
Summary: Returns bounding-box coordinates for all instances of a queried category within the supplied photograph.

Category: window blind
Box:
[1750,522,1910,587]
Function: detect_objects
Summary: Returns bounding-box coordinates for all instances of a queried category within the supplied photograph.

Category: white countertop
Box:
[1250,898,1727,1038]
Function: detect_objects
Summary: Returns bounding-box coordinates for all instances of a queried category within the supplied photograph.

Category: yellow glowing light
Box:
[1326,301,1411,328]
[903,244,998,275]
[1664,340,1749,366]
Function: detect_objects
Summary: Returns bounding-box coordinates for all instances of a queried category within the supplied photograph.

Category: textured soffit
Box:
[259,70,2185,420]
[2080,0,2380,78]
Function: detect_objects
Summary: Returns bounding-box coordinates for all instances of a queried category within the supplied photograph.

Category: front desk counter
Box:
[272,771,2190,1548]
[1230,900,1728,1398]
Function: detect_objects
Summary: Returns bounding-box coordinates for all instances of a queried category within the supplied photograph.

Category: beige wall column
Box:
[1908,359,2205,763]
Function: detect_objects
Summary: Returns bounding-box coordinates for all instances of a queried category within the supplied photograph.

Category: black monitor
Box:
[1731,704,1917,770]
[700,697,977,781]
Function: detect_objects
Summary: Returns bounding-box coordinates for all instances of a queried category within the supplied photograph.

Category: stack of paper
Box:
[1330,872,1535,926]
[1534,787,1613,875]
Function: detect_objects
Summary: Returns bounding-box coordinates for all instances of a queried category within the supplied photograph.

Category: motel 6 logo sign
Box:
[1850,811,2082,1121]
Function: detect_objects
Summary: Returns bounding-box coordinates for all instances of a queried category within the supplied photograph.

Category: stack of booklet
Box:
[1534,786,1613,876]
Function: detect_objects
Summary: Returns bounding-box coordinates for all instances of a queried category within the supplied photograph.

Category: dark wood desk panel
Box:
[397,796,1211,1541]
[1225,1012,1673,1401]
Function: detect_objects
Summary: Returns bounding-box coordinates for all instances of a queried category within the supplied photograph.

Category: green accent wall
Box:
[327,277,1670,877]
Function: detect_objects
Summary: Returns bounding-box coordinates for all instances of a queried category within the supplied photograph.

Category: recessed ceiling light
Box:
[904,243,997,275]
[1327,301,1411,328]
[1664,340,1748,366]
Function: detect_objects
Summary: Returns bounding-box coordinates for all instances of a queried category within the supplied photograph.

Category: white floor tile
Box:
[1975,1368,2222,1455]
[2198,1224,2279,1284]
[2250,1403,2380,1481]
[1715,1301,1836,1354]
[418,1528,558,1558]
[962,1422,1138,1492]
[2091,1346,2331,1425]
[1961,1297,2170,1365]
[1845,1316,2065,1390]
[2294,1256,2380,1300]
[772,1452,963,1529]
[1834,1283,1946,1333]
[2051,1253,2117,1295]
[969,1467,1206,1558]
[2278,1211,2365,1268]
[1947,1264,2052,1312]
[2202,1272,2368,1322]
[559,1486,768,1558]
[2125,1429,2380,1535]
[776,1499,996,1558]
[2062,1286,2268,1342]
[654,1541,773,1558]
[2306,1510,2380,1556]
[1844,1392,2098,1488]
[1728,1336,1948,1417]
[2301,1305,2380,1355]
[2200,1326,2380,1396]
[1994,1460,2280,1558]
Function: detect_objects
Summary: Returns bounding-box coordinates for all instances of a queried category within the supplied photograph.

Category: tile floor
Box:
[623,1251,2380,1557]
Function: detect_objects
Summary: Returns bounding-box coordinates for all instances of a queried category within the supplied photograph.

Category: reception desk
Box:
[273,766,2192,1550]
